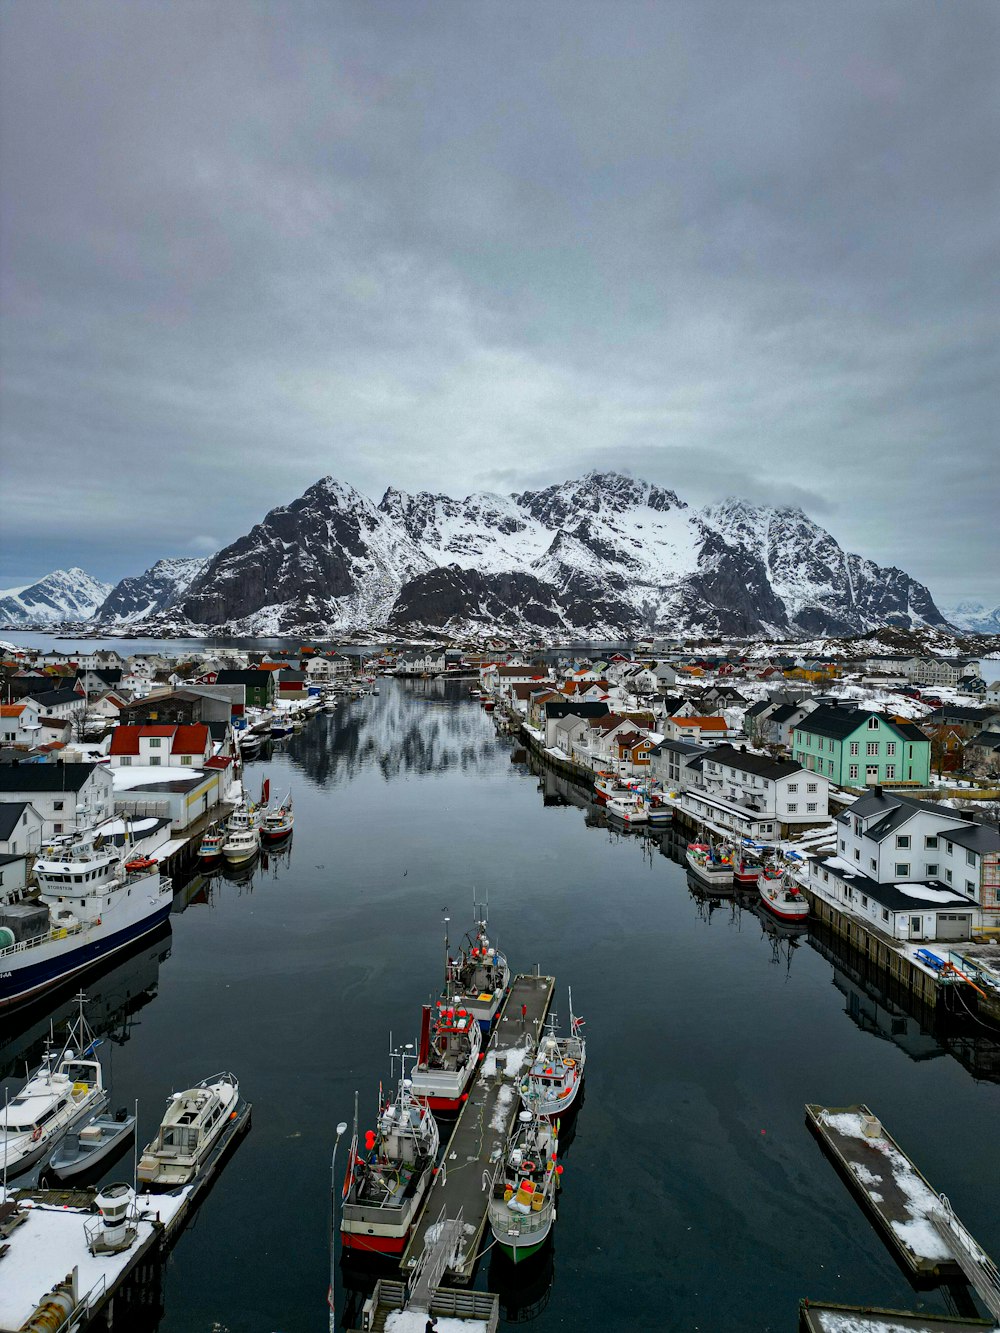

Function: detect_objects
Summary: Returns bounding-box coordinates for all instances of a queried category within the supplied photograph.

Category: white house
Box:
[806,853,976,943]
[937,822,1000,921]
[0,701,42,748]
[0,801,45,855]
[834,790,969,884]
[0,763,115,838]
[678,746,829,840]
[112,765,221,831]
[648,740,706,793]
[24,687,86,721]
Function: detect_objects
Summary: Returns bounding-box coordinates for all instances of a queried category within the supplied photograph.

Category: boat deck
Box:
[805,1103,961,1278]
[401,972,555,1284]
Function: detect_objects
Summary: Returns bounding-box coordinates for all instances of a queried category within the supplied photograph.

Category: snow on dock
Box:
[401,972,555,1284]
[798,1301,993,1333]
[806,1104,962,1278]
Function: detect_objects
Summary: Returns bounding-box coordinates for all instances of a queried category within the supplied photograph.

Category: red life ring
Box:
[31,1126,43,1142]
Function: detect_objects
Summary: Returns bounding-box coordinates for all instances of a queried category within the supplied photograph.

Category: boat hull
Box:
[685,855,734,888]
[0,898,173,1011]
[498,1231,551,1263]
[49,1116,136,1181]
[261,826,293,843]
[758,885,809,922]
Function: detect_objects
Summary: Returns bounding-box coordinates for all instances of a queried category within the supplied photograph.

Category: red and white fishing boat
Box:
[446,905,511,1034]
[757,866,809,922]
[411,999,482,1113]
[519,990,586,1121]
[341,1049,440,1256]
[734,848,764,886]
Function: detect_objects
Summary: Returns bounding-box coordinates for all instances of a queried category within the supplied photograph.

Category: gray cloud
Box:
[1,0,997,609]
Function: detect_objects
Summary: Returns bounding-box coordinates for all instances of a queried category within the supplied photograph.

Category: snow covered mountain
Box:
[941,601,1000,635]
[0,568,114,626]
[97,557,210,623]
[172,471,947,639]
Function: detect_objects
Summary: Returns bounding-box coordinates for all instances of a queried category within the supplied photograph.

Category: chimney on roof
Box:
[874,785,883,797]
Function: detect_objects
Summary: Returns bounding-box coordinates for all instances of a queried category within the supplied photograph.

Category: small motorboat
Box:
[0,993,108,1177]
[685,842,734,889]
[198,825,224,866]
[646,793,673,826]
[138,1072,241,1189]
[758,867,810,922]
[519,991,585,1121]
[49,1107,136,1181]
[733,846,766,886]
[261,794,294,843]
[488,1110,560,1264]
[222,802,261,864]
[606,794,648,825]
[269,714,294,738]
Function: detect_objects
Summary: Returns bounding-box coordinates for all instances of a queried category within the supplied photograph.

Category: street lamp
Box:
[329,1120,349,1333]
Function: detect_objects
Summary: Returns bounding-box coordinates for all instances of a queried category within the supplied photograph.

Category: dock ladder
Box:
[932,1195,1000,1322]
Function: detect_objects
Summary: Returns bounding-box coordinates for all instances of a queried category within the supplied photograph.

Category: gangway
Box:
[932,1196,1000,1323]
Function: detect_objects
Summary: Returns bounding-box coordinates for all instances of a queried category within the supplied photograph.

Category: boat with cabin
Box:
[411,998,483,1113]
[519,992,586,1121]
[269,713,294,738]
[733,844,767,886]
[341,1046,441,1255]
[685,842,734,889]
[445,905,511,1033]
[137,1072,241,1188]
[605,794,649,825]
[0,824,173,1010]
[261,792,294,843]
[488,1110,560,1263]
[221,802,261,865]
[0,992,108,1176]
[198,824,224,866]
[48,1105,136,1181]
[757,866,809,922]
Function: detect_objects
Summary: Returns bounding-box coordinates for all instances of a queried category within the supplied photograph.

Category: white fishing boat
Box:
[198,823,224,866]
[411,999,483,1113]
[221,802,261,864]
[341,1045,440,1256]
[757,867,810,922]
[137,1072,241,1189]
[685,842,734,889]
[488,1110,560,1264]
[519,991,586,1121]
[0,824,172,1010]
[48,1106,136,1181]
[261,792,294,843]
[605,794,648,825]
[0,993,108,1177]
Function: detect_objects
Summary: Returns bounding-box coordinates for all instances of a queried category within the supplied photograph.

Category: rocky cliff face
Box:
[157,470,949,639]
[0,568,114,626]
[98,557,209,622]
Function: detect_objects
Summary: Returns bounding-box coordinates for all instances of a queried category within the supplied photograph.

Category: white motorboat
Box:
[606,794,649,825]
[519,991,586,1121]
[48,1106,136,1181]
[138,1072,241,1189]
[222,802,261,864]
[488,1110,560,1264]
[685,842,734,889]
[0,993,108,1177]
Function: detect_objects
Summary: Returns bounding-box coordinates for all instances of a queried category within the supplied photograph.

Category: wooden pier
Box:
[401,972,555,1284]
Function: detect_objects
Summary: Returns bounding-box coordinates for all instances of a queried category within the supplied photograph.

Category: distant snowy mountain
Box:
[0,568,114,626]
[170,471,948,639]
[98,557,210,623]
[942,601,1000,635]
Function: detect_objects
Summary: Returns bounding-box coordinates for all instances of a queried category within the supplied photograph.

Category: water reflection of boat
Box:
[490,1233,556,1321]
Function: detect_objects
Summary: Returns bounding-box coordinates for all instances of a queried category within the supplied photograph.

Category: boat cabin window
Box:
[161,1126,199,1152]
[62,1062,96,1084]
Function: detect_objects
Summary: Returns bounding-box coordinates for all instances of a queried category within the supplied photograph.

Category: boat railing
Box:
[489,1194,552,1235]
[0,920,85,958]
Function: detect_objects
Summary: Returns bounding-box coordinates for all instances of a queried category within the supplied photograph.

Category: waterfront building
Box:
[793,707,930,787]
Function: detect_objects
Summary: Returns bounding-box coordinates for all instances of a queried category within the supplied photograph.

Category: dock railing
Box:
[932,1195,1000,1322]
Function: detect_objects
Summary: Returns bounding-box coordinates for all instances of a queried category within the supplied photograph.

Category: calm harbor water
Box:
[4,676,1000,1332]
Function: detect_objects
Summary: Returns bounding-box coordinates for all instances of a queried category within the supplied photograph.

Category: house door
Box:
[866,765,879,784]
[909,915,923,939]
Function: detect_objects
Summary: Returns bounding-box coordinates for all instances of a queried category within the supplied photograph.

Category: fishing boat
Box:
[757,866,809,922]
[341,1047,440,1255]
[0,824,173,1010]
[733,845,766,886]
[237,729,262,755]
[646,793,673,826]
[48,1106,136,1181]
[519,992,585,1121]
[410,999,483,1113]
[221,801,261,865]
[137,1072,241,1189]
[198,824,224,866]
[0,993,108,1177]
[685,842,734,889]
[605,794,648,825]
[261,792,294,843]
[269,713,294,738]
[488,1110,560,1263]
[446,906,511,1033]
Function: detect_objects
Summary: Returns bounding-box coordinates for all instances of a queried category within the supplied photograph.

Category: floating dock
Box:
[798,1301,992,1333]
[401,971,555,1284]
[0,1098,251,1332]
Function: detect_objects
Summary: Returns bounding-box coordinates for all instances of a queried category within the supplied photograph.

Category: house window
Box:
[886,742,896,757]
[54,823,63,833]
[828,760,834,775]
[807,783,817,793]
[885,765,895,780]
[849,764,859,780]
[787,782,798,793]
[150,756,161,766]
[868,717,879,729]
[870,859,877,871]
[54,800,64,811]
[787,803,797,813]
[181,755,192,765]
[862,895,868,907]
[896,863,910,877]
[850,741,859,756]
[840,839,846,852]
[967,881,976,895]
[926,864,938,877]
[896,835,910,849]
[121,756,131,767]
[925,836,937,849]
[882,909,890,922]
[854,849,861,862]
[945,841,953,854]
[149,737,161,747]
[807,802,817,813]
[946,869,953,884]
[867,741,879,756]
[966,850,976,867]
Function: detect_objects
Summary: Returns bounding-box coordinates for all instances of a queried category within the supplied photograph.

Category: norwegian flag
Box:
[572,1015,585,1034]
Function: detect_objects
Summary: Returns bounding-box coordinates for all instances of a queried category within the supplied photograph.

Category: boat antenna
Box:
[132,1097,139,1197]
[444,915,451,999]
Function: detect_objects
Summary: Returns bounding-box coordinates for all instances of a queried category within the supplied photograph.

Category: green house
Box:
[792,706,930,788]
[215,669,276,711]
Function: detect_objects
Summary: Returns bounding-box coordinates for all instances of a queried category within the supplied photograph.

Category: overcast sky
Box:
[1,1,997,608]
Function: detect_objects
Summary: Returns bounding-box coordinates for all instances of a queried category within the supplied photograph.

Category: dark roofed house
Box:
[0,800,44,854]
[0,762,114,837]
[25,687,86,718]
[215,670,276,709]
[793,707,930,787]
